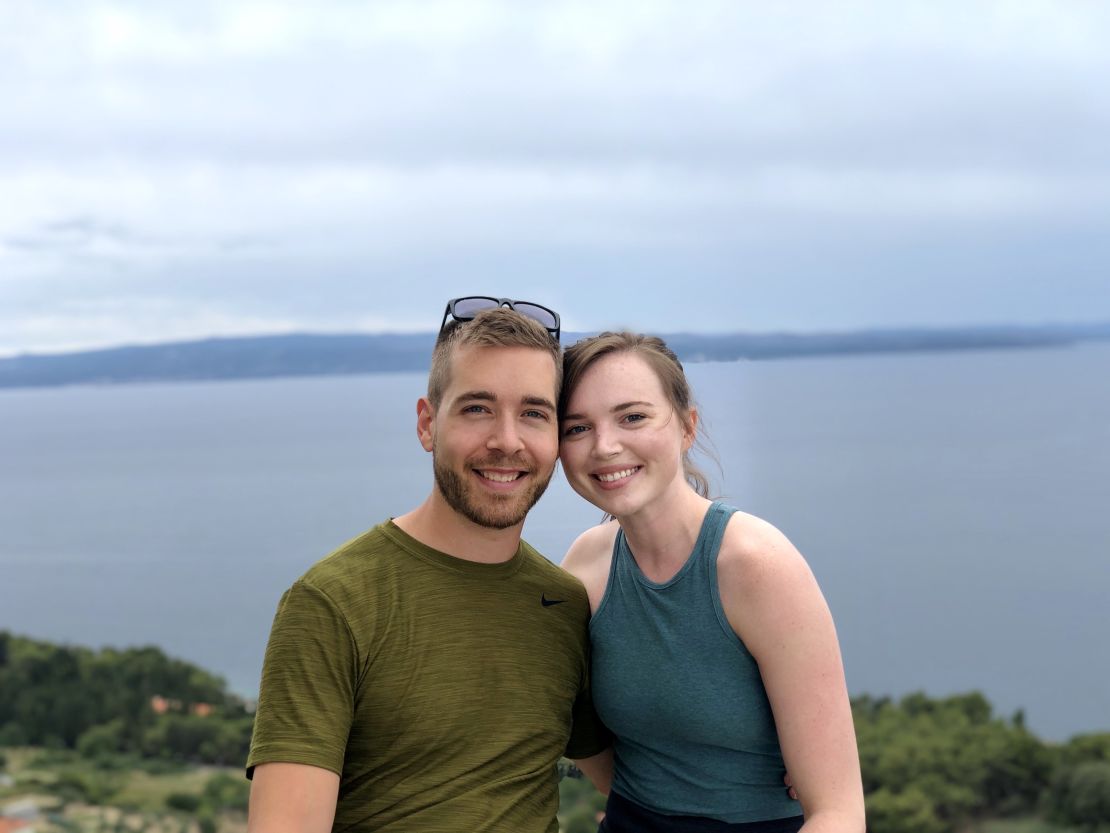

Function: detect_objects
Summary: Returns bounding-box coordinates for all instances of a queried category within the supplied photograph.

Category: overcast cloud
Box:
[2,0,1109,356]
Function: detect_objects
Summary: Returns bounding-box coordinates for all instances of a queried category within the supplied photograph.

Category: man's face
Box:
[419,343,560,530]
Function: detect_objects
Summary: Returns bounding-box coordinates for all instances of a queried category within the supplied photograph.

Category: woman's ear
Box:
[683,408,698,452]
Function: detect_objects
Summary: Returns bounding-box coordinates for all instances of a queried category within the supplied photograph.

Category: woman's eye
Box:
[563,425,588,436]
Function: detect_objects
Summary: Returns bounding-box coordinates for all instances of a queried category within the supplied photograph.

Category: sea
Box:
[1,342,1107,741]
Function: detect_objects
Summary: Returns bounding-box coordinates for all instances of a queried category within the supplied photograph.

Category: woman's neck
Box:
[617,487,713,578]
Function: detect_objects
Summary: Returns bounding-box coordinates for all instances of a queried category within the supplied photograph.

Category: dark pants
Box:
[598,791,804,833]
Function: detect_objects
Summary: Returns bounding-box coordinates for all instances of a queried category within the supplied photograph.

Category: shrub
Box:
[1046,760,1110,830]
[203,771,250,812]
[0,723,28,746]
[76,719,127,758]
[865,786,948,833]
[165,792,203,812]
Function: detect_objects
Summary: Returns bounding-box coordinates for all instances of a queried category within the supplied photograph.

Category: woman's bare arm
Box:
[719,515,865,832]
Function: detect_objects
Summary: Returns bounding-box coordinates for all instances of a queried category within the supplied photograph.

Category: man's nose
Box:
[487,415,525,454]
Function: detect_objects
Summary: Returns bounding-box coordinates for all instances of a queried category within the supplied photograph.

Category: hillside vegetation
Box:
[3,631,1109,832]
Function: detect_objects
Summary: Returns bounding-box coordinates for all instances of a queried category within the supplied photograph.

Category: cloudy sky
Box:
[2,0,1109,357]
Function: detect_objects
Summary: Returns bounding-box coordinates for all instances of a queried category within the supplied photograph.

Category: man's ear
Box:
[416,397,436,452]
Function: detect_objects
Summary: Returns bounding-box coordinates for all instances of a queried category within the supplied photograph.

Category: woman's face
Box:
[560,351,693,520]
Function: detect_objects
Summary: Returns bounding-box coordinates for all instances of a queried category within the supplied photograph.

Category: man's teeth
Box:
[597,467,638,483]
[480,470,522,483]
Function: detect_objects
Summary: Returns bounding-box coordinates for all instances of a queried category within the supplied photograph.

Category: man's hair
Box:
[427,308,562,407]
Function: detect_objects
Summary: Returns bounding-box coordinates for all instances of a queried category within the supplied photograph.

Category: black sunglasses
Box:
[440,296,561,342]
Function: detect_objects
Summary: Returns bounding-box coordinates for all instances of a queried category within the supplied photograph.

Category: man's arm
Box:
[248,763,340,833]
[247,581,356,831]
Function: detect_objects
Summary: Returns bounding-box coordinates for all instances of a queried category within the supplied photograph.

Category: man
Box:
[246,298,611,832]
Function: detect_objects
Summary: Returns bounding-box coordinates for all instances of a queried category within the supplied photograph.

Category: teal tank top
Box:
[590,501,802,823]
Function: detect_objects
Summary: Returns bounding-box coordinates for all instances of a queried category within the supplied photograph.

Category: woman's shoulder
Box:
[560,521,620,611]
[716,508,827,655]
[561,521,619,575]
[718,508,810,588]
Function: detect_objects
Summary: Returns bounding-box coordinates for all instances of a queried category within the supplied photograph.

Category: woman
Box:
[559,332,864,833]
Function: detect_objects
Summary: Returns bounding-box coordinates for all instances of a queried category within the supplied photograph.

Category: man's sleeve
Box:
[564,661,613,759]
[246,580,358,778]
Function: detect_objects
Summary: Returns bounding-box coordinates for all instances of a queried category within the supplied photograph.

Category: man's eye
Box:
[523,410,550,420]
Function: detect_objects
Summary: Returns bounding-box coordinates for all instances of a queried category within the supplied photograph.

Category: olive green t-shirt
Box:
[247,521,609,832]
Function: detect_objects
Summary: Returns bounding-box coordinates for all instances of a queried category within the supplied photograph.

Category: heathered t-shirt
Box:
[247,521,608,832]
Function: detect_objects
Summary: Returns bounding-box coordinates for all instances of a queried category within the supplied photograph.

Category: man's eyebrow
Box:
[456,390,497,403]
[456,391,556,411]
[523,395,557,411]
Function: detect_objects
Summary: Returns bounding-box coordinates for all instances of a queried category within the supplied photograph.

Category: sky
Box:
[2,0,1110,357]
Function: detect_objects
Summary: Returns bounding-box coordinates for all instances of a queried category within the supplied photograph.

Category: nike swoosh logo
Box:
[541,594,566,607]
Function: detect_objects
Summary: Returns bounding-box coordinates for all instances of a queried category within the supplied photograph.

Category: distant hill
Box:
[1,323,1107,390]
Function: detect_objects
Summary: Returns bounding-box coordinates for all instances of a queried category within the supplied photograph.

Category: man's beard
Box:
[433,453,554,530]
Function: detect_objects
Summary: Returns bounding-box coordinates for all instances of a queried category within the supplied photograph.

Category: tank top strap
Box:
[612,525,630,577]
[699,500,737,568]
[610,501,737,590]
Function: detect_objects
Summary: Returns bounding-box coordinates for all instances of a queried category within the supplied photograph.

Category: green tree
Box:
[0,630,253,763]
[203,771,250,812]
[866,786,948,833]
[77,719,128,758]
[1062,734,1110,767]
[165,792,203,812]
[1046,761,1110,830]
[853,690,1055,828]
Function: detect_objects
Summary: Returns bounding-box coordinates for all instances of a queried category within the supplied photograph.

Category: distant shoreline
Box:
[2,323,1108,390]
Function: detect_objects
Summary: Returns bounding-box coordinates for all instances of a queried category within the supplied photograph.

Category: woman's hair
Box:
[560,331,714,498]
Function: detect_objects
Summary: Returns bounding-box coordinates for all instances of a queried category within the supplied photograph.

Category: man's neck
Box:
[392,492,525,564]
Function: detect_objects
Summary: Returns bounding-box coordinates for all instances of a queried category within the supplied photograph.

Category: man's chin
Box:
[434,458,553,530]
[458,491,535,529]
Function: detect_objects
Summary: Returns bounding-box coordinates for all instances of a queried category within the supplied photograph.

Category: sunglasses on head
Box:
[439,296,561,342]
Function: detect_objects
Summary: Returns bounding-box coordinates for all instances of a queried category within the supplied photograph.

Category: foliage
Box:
[76,719,128,758]
[1060,734,1110,767]
[51,766,126,805]
[866,786,949,833]
[202,771,251,812]
[7,630,1110,831]
[1044,761,1110,830]
[558,766,606,833]
[165,791,202,812]
[139,714,253,764]
[0,629,253,766]
[854,691,1056,833]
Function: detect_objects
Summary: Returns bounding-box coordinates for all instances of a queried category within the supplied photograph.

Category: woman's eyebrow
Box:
[562,400,655,422]
[611,400,653,412]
